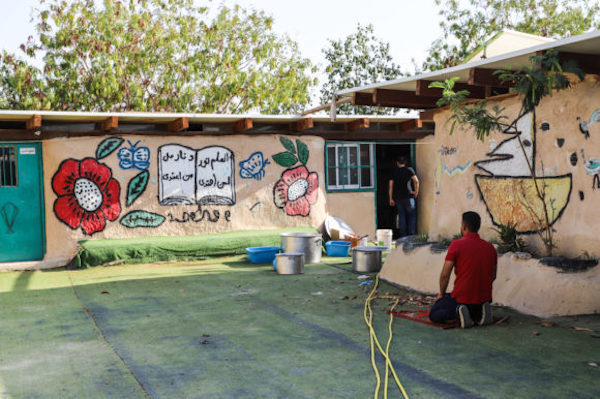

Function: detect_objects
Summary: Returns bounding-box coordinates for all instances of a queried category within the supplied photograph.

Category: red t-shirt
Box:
[445,233,497,304]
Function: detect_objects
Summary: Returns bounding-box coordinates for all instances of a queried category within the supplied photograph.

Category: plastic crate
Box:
[325,241,351,257]
[245,246,280,263]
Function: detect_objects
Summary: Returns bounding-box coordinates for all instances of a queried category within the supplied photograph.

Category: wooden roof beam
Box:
[290,118,313,132]
[167,117,189,132]
[100,116,118,132]
[233,118,253,132]
[416,79,488,99]
[373,89,439,108]
[419,110,436,123]
[26,114,42,130]
[397,119,423,132]
[321,130,433,141]
[556,51,600,76]
[468,68,512,88]
[354,90,438,109]
[345,118,370,132]
[354,92,375,106]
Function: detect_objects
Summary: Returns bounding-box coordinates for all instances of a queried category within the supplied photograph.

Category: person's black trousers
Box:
[429,294,484,323]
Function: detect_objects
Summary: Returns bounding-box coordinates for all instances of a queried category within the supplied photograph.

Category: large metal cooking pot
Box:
[352,246,385,273]
[275,253,305,275]
[280,232,322,264]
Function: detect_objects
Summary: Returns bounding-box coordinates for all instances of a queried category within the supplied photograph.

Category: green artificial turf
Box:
[71,227,318,268]
[0,257,598,398]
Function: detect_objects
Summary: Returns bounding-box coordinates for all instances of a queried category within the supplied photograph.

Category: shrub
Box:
[412,233,429,243]
[493,222,528,253]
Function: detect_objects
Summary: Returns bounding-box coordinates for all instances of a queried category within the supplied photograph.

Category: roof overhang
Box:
[333,29,600,112]
[0,110,433,141]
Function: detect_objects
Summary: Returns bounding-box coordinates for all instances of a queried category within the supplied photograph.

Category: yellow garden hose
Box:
[364,275,382,398]
[363,274,410,399]
[384,297,400,398]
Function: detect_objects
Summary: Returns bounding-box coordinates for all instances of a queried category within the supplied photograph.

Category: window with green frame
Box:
[326,142,375,191]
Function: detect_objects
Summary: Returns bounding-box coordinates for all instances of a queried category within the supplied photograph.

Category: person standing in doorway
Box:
[388,156,419,237]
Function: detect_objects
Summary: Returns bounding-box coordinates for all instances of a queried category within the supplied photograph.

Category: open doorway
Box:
[375,143,414,238]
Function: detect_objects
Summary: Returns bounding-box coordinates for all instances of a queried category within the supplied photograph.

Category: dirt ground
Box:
[0,256,598,398]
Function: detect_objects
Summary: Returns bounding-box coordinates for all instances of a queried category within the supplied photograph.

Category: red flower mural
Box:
[273,165,319,217]
[52,158,121,235]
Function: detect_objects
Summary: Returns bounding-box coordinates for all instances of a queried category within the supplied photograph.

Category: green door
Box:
[0,142,45,262]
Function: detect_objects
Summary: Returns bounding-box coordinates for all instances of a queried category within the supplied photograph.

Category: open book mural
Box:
[158,144,235,206]
[474,112,572,233]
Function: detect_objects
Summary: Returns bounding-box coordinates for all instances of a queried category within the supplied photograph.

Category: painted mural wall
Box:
[42,134,327,262]
[421,75,600,257]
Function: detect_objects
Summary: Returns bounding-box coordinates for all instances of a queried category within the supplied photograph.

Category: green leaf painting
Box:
[126,170,149,206]
[120,210,165,228]
[96,137,124,159]
[280,136,296,154]
[296,139,309,165]
[272,152,298,167]
[273,137,310,167]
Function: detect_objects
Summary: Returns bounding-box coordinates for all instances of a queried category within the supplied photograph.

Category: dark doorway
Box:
[375,143,413,238]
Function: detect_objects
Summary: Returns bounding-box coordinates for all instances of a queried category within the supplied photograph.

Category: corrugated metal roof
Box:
[337,29,600,98]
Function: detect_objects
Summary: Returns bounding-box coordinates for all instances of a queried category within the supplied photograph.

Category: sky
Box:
[0,0,443,103]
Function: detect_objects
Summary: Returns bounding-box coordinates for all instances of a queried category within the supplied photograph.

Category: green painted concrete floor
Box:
[0,257,599,399]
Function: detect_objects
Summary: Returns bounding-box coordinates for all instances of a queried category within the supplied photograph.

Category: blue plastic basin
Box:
[245,246,280,263]
[325,241,351,257]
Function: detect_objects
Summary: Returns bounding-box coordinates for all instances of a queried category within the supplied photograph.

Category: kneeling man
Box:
[429,211,497,328]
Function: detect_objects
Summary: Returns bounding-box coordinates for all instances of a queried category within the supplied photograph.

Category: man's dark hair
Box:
[462,211,481,232]
[396,156,408,165]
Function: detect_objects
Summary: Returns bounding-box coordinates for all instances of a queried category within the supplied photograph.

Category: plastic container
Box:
[325,241,351,257]
[245,246,280,264]
[376,229,393,249]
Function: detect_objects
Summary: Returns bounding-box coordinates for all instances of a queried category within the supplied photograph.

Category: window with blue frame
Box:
[326,142,375,191]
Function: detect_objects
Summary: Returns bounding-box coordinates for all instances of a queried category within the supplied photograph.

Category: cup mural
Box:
[474,112,572,233]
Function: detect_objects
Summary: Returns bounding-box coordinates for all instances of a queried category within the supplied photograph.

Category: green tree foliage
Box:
[0,0,316,113]
[320,24,403,115]
[424,0,600,71]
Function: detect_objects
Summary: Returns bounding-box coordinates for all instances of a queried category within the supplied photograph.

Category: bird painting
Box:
[577,109,600,140]
[580,147,600,189]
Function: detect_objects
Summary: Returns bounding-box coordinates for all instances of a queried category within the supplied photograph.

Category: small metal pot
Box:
[352,247,384,273]
[280,232,322,263]
[275,253,305,275]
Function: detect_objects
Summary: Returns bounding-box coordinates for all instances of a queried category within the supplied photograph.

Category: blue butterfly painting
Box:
[239,151,270,180]
[118,140,150,171]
